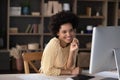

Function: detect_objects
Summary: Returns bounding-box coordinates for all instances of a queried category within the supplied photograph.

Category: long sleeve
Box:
[40,38,61,76]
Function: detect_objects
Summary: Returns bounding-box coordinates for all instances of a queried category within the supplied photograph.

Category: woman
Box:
[40,11,82,76]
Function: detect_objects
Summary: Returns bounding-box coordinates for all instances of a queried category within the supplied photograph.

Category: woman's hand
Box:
[70,38,79,52]
[71,67,82,75]
[60,67,82,75]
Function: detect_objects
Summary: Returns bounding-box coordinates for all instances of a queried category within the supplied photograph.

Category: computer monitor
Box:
[89,27,120,74]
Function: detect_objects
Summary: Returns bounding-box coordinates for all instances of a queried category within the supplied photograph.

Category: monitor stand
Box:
[113,48,120,80]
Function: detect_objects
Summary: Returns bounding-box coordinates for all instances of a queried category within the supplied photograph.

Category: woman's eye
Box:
[62,31,67,34]
[70,29,74,32]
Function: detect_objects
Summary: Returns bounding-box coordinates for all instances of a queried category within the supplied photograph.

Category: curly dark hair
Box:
[48,11,79,37]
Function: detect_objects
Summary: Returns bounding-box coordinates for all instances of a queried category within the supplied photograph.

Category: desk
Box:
[0,73,104,80]
[0,74,73,80]
[0,70,118,80]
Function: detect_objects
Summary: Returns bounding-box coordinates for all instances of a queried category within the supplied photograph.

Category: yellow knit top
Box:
[40,37,77,76]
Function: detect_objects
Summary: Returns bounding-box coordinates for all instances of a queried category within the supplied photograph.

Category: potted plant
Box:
[21,0,31,15]
[10,46,23,72]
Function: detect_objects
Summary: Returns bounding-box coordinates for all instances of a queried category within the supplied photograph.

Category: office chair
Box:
[22,52,42,74]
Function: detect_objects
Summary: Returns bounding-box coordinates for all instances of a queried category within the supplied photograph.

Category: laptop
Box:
[113,48,120,80]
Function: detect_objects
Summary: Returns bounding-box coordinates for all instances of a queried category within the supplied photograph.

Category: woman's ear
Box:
[74,29,76,32]
[57,32,59,37]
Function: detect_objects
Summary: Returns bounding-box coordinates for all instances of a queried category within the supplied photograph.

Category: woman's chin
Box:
[65,40,72,44]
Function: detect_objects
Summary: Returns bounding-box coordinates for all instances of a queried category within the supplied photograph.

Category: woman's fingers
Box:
[72,38,79,45]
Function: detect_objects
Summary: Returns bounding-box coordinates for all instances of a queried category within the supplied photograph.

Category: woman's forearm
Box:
[60,69,71,75]
[66,51,75,69]
[60,67,81,75]
[67,38,79,69]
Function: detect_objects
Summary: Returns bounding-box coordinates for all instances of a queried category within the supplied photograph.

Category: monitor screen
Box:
[89,27,120,74]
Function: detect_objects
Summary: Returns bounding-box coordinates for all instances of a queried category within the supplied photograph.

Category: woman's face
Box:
[57,23,75,44]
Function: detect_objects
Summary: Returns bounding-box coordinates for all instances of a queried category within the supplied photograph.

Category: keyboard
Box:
[71,74,94,80]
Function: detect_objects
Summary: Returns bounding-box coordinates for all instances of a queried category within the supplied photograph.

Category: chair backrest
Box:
[22,52,42,74]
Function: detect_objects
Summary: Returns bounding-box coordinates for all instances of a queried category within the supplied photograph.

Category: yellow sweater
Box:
[40,37,77,76]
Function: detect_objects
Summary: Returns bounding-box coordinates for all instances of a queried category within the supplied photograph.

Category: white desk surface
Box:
[0,70,118,80]
[0,73,102,80]
[0,73,73,80]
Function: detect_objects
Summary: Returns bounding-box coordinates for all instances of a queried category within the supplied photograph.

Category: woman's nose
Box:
[66,32,71,36]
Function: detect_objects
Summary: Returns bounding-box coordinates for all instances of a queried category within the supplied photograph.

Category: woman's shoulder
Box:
[46,37,60,47]
[49,37,60,43]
